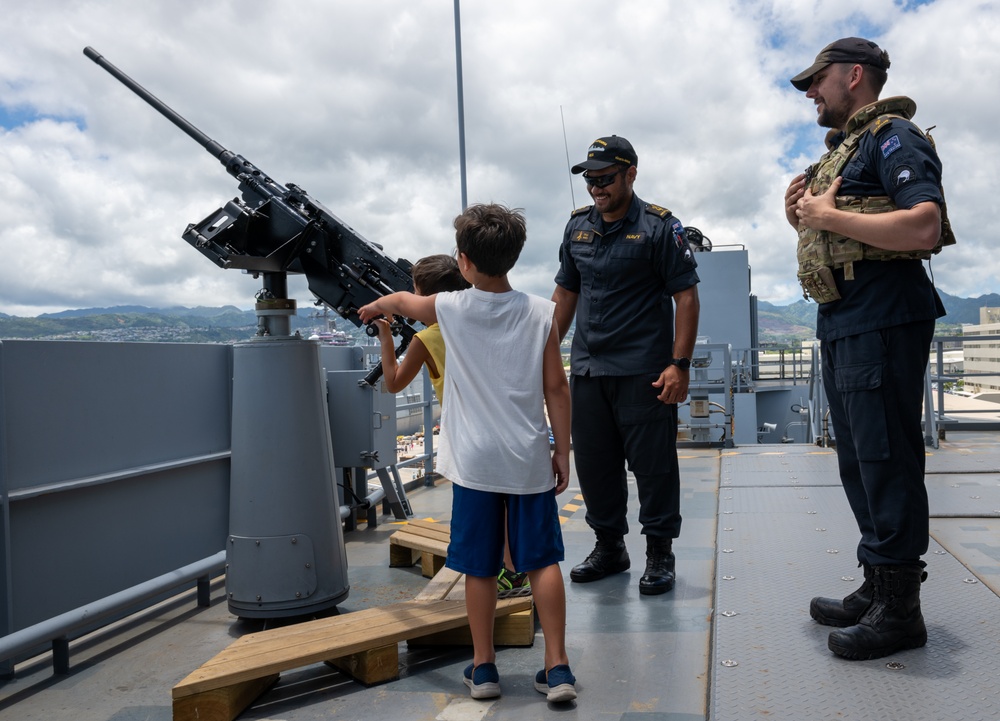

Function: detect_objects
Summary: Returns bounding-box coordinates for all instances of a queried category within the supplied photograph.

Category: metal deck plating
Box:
[2,432,998,721]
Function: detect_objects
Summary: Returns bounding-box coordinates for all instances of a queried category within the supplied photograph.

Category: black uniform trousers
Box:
[821,320,934,567]
[570,373,681,540]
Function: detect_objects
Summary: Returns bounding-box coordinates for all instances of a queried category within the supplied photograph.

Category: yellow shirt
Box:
[415,323,446,403]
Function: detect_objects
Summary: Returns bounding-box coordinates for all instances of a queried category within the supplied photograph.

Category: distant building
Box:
[962,308,1000,396]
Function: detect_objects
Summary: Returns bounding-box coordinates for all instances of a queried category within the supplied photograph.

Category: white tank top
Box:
[434,287,555,494]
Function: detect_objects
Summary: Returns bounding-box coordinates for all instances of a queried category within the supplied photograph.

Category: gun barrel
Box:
[84,47,228,161]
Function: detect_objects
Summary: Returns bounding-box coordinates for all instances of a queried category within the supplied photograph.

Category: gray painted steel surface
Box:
[227,337,349,617]
[325,369,397,471]
[693,249,752,351]
[0,341,231,646]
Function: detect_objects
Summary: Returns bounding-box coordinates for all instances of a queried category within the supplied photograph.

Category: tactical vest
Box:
[796,96,956,304]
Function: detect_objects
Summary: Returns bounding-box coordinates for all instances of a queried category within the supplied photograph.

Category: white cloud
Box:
[0,0,996,319]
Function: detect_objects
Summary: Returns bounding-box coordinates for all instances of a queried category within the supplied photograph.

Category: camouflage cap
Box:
[570,135,637,174]
[790,37,890,91]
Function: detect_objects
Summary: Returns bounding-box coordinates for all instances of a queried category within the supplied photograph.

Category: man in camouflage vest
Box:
[783,38,949,661]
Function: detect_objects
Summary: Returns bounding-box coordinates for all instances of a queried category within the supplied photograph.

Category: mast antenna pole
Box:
[453,0,468,211]
[560,105,576,209]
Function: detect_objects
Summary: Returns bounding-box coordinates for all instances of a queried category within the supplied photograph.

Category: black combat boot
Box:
[569,532,630,583]
[809,563,873,627]
[827,564,927,660]
[638,536,675,595]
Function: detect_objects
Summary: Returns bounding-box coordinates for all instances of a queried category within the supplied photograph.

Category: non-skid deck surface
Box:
[5,433,1000,721]
[711,442,1000,721]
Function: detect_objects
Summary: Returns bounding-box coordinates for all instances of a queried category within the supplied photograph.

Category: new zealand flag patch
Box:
[880,134,902,159]
[670,219,686,248]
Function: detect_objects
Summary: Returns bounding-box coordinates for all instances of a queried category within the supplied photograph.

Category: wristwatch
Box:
[670,357,691,371]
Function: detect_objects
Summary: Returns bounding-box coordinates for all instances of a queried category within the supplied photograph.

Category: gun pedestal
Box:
[226,277,350,618]
[252,272,297,338]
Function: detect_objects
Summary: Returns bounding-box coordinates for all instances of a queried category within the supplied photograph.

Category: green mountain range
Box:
[756,290,998,344]
[1,290,995,345]
[0,305,362,344]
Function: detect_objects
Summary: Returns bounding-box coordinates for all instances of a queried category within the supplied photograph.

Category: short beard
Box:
[816,67,852,130]
[817,107,846,130]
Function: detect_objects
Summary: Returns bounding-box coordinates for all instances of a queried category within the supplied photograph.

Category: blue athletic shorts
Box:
[446,484,565,578]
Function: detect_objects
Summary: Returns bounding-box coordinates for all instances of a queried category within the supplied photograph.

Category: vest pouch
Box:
[797,226,840,303]
[796,227,833,270]
[797,266,841,304]
[829,237,864,267]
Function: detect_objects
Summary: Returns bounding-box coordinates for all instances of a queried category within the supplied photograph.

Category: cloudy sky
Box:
[1,0,996,318]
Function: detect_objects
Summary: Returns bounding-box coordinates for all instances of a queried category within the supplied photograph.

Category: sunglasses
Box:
[582,169,624,188]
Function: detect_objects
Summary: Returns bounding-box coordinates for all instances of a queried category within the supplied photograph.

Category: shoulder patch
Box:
[645,203,673,219]
[669,218,687,249]
[880,134,902,159]
[894,166,914,186]
[571,204,593,217]
[868,113,920,139]
[870,116,894,135]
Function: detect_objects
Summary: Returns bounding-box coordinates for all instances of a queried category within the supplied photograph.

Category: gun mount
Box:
[84,47,414,382]
[83,48,425,617]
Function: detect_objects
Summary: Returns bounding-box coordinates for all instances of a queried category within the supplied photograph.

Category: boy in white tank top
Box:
[372,254,531,598]
[359,203,576,703]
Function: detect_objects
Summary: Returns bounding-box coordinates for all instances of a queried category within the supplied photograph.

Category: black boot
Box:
[569,532,630,583]
[827,565,927,660]
[638,536,675,595]
[809,563,873,627]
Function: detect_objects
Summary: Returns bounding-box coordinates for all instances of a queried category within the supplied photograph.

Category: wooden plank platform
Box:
[172,595,532,721]
[388,518,450,577]
[171,523,536,721]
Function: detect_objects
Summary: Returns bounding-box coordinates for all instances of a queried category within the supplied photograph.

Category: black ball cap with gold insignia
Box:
[571,135,638,174]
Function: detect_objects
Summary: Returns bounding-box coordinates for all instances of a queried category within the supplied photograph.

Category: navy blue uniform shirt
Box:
[554,193,700,376]
[817,116,946,341]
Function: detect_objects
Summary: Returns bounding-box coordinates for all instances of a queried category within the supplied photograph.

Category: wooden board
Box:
[173,596,532,699]
[408,607,535,647]
[388,520,451,576]
[399,518,451,541]
[172,674,277,721]
[326,642,399,685]
[171,519,539,721]
[413,567,464,601]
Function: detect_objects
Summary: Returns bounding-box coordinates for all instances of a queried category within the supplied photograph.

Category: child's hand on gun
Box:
[372,317,393,341]
[358,301,389,324]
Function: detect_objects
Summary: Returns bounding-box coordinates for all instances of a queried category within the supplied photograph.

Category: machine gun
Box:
[84,47,415,385]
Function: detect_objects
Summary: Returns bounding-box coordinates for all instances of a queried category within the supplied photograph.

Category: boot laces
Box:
[587,536,621,563]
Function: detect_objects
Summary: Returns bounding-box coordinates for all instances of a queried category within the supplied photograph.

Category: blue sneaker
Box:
[534,664,577,702]
[463,662,500,699]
